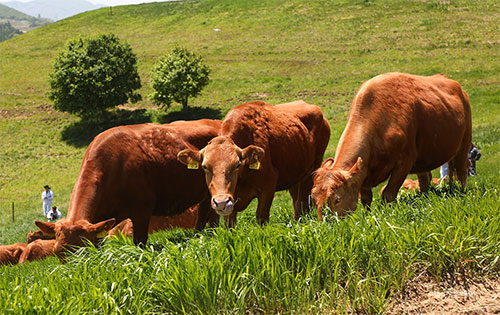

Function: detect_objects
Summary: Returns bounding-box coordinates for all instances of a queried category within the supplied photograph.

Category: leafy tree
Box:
[48,33,141,119]
[149,47,210,111]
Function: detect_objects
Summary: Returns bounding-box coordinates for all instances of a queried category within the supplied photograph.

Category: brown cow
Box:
[28,206,202,242]
[34,119,221,256]
[0,243,27,266]
[312,73,472,218]
[107,207,199,238]
[27,229,55,243]
[178,100,330,227]
[18,239,56,263]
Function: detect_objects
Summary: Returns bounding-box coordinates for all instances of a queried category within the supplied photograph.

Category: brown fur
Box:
[312,73,472,217]
[108,207,200,238]
[178,100,330,227]
[35,119,222,256]
[381,177,447,193]
[0,243,27,266]
[27,229,55,243]
[18,239,56,263]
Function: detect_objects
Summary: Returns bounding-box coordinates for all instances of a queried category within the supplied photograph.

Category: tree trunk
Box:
[182,97,189,111]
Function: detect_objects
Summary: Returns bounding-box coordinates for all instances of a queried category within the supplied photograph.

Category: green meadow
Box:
[1,0,500,313]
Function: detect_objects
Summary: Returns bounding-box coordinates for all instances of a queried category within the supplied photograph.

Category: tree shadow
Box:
[61,106,223,148]
[61,108,153,147]
[156,105,222,123]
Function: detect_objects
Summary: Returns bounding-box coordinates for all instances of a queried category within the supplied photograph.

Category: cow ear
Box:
[177,148,203,169]
[347,157,363,187]
[35,220,56,234]
[349,157,363,175]
[321,158,335,169]
[241,145,265,170]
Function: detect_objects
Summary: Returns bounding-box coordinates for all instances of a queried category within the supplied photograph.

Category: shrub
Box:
[149,47,210,110]
[48,33,141,119]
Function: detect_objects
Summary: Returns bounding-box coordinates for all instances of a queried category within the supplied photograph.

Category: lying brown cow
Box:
[27,229,55,243]
[0,243,27,266]
[19,239,56,264]
[107,207,199,238]
[35,119,221,256]
[28,205,201,243]
[312,73,472,218]
[380,176,445,193]
[178,100,330,226]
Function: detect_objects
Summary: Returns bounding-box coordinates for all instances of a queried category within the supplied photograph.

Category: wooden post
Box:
[11,202,14,222]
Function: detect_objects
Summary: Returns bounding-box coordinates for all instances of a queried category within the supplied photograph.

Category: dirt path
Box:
[387,275,500,314]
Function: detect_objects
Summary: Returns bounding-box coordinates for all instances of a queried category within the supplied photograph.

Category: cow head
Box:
[35,218,115,258]
[177,136,264,216]
[311,157,364,218]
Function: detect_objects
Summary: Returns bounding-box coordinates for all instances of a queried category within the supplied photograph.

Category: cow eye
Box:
[235,162,242,169]
[334,197,341,205]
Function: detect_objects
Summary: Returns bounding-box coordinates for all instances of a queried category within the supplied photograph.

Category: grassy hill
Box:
[0,0,500,313]
[0,3,51,33]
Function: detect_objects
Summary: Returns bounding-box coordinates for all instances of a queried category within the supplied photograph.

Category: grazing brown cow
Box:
[312,73,472,218]
[0,243,27,266]
[18,239,56,263]
[34,119,222,256]
[178,100,330,227]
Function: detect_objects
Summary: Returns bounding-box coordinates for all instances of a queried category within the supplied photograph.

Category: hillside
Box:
[0,3,51,33]
[0,0,500,312]
[4,0,103,21]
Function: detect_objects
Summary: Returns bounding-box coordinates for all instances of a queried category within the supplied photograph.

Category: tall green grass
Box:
[1,180,499,313]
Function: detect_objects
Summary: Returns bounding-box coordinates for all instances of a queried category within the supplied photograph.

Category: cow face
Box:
[35,219,115,258]
[178,136,264,216]
[312,157,363,217]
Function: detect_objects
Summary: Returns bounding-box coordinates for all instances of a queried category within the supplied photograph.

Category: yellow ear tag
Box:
[249,157,260,170]
[97,230,107,239]
[187,161,199,169]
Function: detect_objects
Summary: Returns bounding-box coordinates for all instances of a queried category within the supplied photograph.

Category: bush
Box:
[149,47,210,110]
[48,33,141,119]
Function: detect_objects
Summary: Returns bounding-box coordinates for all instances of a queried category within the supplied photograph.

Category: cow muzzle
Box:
[212,195,234,216]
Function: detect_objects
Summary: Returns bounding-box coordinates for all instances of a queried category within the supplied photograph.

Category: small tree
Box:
[149,47,210,111]
[48,33,141,119]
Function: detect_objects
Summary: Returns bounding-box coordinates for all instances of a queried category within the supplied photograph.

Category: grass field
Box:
[1,0,500,313]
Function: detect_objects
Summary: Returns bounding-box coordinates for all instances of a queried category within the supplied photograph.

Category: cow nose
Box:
[211,195,234,215]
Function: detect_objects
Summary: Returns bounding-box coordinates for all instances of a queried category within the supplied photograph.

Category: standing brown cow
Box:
[178,100,330,227]
[35,119,221,256]
[312,73,472,218]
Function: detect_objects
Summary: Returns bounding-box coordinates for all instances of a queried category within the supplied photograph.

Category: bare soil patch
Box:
[387,274,500,314]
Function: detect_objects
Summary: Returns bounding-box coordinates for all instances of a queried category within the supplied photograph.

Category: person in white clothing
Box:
[47,206,62,221]
[41,185,54,217]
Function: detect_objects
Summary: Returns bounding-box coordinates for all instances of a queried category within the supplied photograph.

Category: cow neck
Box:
[333,119,370,177]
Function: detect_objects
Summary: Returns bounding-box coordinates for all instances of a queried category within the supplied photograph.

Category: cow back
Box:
[222,101,330,190]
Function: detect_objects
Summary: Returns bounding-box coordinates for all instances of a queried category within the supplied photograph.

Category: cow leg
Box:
[131,214,150,246]
[451,146,470,192]
[255,170,278,225]
[194,198,214,231]
[223,212,237,228]
[382,161,414,203]
[289,175,314,220]
[417,171,432,193]
[360,186,373,208]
